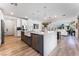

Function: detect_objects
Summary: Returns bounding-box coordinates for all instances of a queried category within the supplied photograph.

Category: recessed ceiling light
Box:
[25,16,28,18]
[54,16,56,18]
[10,12,14,15]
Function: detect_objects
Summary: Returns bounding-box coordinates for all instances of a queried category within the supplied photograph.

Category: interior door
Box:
[1,20,4,44]
[0,20,1,44]
[5,20,15,36]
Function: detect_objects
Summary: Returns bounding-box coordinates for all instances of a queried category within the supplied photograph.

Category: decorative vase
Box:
[44,27,48,33]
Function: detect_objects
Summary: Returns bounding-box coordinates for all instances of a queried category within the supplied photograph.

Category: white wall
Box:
[53,17,76,27]
[16,18,22,37]
[21,19,42,32]
[4,16,22,37]
[47,17,77,30]
[26,19,42,31]
[4,19,15,36]
[3,16,42,37]
[4,15,17,36]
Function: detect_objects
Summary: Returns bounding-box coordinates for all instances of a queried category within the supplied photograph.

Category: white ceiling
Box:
[0,3,79,21]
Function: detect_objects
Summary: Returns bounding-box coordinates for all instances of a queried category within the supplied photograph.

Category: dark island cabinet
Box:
[21,32,44,56]
[31,33,44,56]
[21,31,32,46]
[21,31,25,40]
[25,36,31,46]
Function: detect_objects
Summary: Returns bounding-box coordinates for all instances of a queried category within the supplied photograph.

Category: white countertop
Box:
[24,30,56,36]
[57,29,68,35]
[24,31,31,37]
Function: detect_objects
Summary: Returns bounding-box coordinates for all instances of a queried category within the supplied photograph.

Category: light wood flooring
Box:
[0,35,79,56]
[0,36,40,56]
[50,35,79,56]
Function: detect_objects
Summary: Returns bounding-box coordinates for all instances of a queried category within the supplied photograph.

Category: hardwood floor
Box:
[50,35,79,56]
[0,35,79,56]
[0,36,40,56]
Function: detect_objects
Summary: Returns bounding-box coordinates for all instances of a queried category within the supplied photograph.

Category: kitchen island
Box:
[21,31,57,56]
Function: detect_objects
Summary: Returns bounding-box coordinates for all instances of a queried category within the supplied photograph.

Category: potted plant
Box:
[42,22,50,32]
